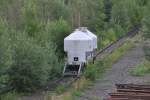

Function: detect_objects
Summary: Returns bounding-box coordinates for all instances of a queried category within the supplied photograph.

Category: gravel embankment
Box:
[78,43,150,100]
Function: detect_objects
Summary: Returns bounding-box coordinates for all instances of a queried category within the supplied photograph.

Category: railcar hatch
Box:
[63,63,83,76]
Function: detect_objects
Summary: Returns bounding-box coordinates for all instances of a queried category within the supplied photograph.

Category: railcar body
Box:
[63,27,97,76]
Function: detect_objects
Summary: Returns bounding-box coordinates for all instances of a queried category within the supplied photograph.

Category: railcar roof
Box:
[64,30,92,41]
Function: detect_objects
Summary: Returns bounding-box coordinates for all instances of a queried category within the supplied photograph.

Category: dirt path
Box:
[78,43,150,100]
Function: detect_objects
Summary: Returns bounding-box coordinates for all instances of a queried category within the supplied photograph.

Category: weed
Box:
[84,64,99,81]
[43,91,53,100]
[71,90,82,97]
[0,91,20,100]
[130,60,150,76]
[84,39,133,81]
[55,85,66,94]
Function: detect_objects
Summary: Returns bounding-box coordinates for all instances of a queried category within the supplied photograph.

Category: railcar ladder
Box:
[63,63,82,76]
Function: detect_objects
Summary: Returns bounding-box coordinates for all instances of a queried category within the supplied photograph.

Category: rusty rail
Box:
[105,84,150,100]
[94,24,141,61]
[0,24,141,95]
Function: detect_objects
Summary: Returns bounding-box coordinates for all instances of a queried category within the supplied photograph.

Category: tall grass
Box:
[0,91,20,100]
[46,38,134,100]
[130,60,150,76]
[1,37,135,100]
[84,39,133,81]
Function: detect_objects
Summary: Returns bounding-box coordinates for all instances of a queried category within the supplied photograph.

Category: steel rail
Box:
[0,24,141,96]
[94,24,141,61]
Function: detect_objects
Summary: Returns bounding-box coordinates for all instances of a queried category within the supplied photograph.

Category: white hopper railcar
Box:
[63,27,97,76]
[79,27,97,49]
[79,27,97,60]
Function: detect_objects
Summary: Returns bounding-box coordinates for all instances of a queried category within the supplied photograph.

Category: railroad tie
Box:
[104,84,150,100]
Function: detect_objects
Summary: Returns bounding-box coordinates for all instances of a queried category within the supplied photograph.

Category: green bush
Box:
[84,39,133,81]
[84,64,99,81]
[45,43,63,79]
[71,90,82,97]
[0,19,62,92]
[0,21,12,92]
[21,0,42,37]
[55,85,66,94]
[113,24,125,38]
[130,60,150,76]
[7,34,50,92]
[0,91,19,100]
[0,18,8,36]
[45,19,71,57]
[143,44,150,61]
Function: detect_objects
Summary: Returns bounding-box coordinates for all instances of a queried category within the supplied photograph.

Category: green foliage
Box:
[46,19,71,56]
[7,34,50,92]
[0,75,9,93]
[44,43,63,79]
[0,19,8,36]
[0,21,12,92]
[130,60,150,76]
[104,28,116,42]
[111,0,130,30]
[143,2,150,37]
[125,0,143,26]
[84,0,106,31]
[111,0,142,30]
[113,24,125,38]
[0,30,61,92]
[55,85,66,94]
[84,64,99,81]
[97,28,117,48]
[43,0,69,20]
[0,91,19,100]
[143,44,150,61]
[136,0,148,6]
[21,0,41,37]
[0,0,147,94]
[84,39,133,81]
[142,1,150,61]
[104,0,112,22]
[71,90,82,97]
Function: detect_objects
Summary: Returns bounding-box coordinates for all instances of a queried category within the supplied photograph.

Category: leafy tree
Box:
[136,0,148,6]
[21,0,41,37]
[92,0,106,32]
[111,0,142,37]
[111,0,130,31]
[45,19,71,56]
[0,0,149,93]
[37,0,69,22]
[125,0,142,26]
[0,19,12,92]
[0,28,62,92]
[7,33,50,92]
[142,1,150,61]
[114,24,125,37]
[143,45,150,61]
[143,1,150,39]
[104,0,112,22]
[0,0,10,17]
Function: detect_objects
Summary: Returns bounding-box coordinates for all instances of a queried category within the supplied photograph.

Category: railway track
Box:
[105,84,150,100]
[44,76,79,91]
[0,24,141,95]
[44,24,141,92]
[94,24,141,60]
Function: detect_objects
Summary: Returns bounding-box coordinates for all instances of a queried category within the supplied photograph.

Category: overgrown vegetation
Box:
[130,60,150,76]
[142,1,150,61]
[0,0,149,96]
[84,39,134,81]
[48,36,135,100]
[0,91,19,100]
